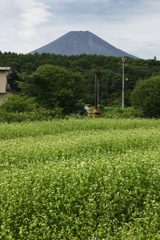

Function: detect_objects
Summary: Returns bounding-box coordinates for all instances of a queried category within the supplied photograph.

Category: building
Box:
[0,67,17,105]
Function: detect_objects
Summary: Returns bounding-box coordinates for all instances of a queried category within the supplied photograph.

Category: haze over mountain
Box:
[30,31,137,58]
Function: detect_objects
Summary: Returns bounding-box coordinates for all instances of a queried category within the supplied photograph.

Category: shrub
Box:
[102,107,144,118]
[0,94,63,123]
[0,94,38,113]
[0,108,63,123]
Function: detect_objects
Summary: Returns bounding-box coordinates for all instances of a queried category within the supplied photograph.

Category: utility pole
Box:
[95,69,101,109]
[122,57,127,108]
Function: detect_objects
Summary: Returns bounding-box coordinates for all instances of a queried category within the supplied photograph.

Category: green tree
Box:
[18,64,84,114]
[131,76,160,118]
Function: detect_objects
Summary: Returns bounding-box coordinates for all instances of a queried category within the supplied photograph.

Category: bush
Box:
[0,94,38,113]
[0,94,63,123]
[0,108,63,123]
[102,107,144,118]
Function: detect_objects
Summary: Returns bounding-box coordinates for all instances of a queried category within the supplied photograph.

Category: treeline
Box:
[1,51,160,106]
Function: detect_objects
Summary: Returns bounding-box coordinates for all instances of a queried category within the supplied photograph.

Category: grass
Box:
[0,118,160,239]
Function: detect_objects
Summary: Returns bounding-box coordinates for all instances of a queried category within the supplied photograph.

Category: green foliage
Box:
[0,107,63,123]
[0,94,38,113]
[0,119,160,239]
[103,107,144,118]
[0,94,63,123]
[18,64,84,114]
[1,52,160,109]
[131,76,160,118]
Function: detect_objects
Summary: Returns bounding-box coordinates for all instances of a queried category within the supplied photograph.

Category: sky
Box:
[0,0,160,59]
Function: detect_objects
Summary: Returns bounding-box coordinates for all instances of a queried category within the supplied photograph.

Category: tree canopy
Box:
[18,64,84,114]
[1,51,160,115]
[131,76,160,118]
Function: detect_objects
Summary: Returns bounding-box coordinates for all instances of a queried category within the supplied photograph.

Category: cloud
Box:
[14,0,53,39]
[47,0,111,3]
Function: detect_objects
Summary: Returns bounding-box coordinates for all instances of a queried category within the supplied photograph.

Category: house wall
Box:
[0,71,7,93]
[0,91,13,105]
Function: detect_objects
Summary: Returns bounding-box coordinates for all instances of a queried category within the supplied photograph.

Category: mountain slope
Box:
[30,31,137,58]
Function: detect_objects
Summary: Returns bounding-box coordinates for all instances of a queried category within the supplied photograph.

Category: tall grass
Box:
[0,119,160,239]
[0,118,159,140]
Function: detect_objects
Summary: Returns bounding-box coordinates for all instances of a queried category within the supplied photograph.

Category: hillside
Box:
[30,31,137,58]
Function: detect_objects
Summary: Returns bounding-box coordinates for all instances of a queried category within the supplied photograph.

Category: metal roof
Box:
[0,67,11,71]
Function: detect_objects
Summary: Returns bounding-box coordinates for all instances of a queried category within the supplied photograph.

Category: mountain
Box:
[30,31,137,58]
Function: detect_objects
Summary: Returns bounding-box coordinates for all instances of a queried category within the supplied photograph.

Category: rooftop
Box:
[0,67,11,71]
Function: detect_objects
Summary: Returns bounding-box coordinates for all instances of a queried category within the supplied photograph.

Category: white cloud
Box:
[47,0,111,2]
[14,0,53,39]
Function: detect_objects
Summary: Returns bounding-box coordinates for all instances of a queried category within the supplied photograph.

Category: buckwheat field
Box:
[0,118,160,239]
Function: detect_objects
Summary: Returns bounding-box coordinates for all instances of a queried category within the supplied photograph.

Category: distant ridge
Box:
[30,31,137,58]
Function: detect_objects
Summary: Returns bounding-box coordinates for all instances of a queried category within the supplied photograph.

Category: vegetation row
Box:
[0,52,160,119]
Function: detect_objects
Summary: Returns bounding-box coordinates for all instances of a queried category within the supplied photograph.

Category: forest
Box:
[0,51,160,117]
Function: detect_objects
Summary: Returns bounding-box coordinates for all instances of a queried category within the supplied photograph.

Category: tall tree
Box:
[131,76,160,118]
[18,64,84,114]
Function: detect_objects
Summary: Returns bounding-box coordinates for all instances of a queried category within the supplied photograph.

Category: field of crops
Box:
[0,118,160,239]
